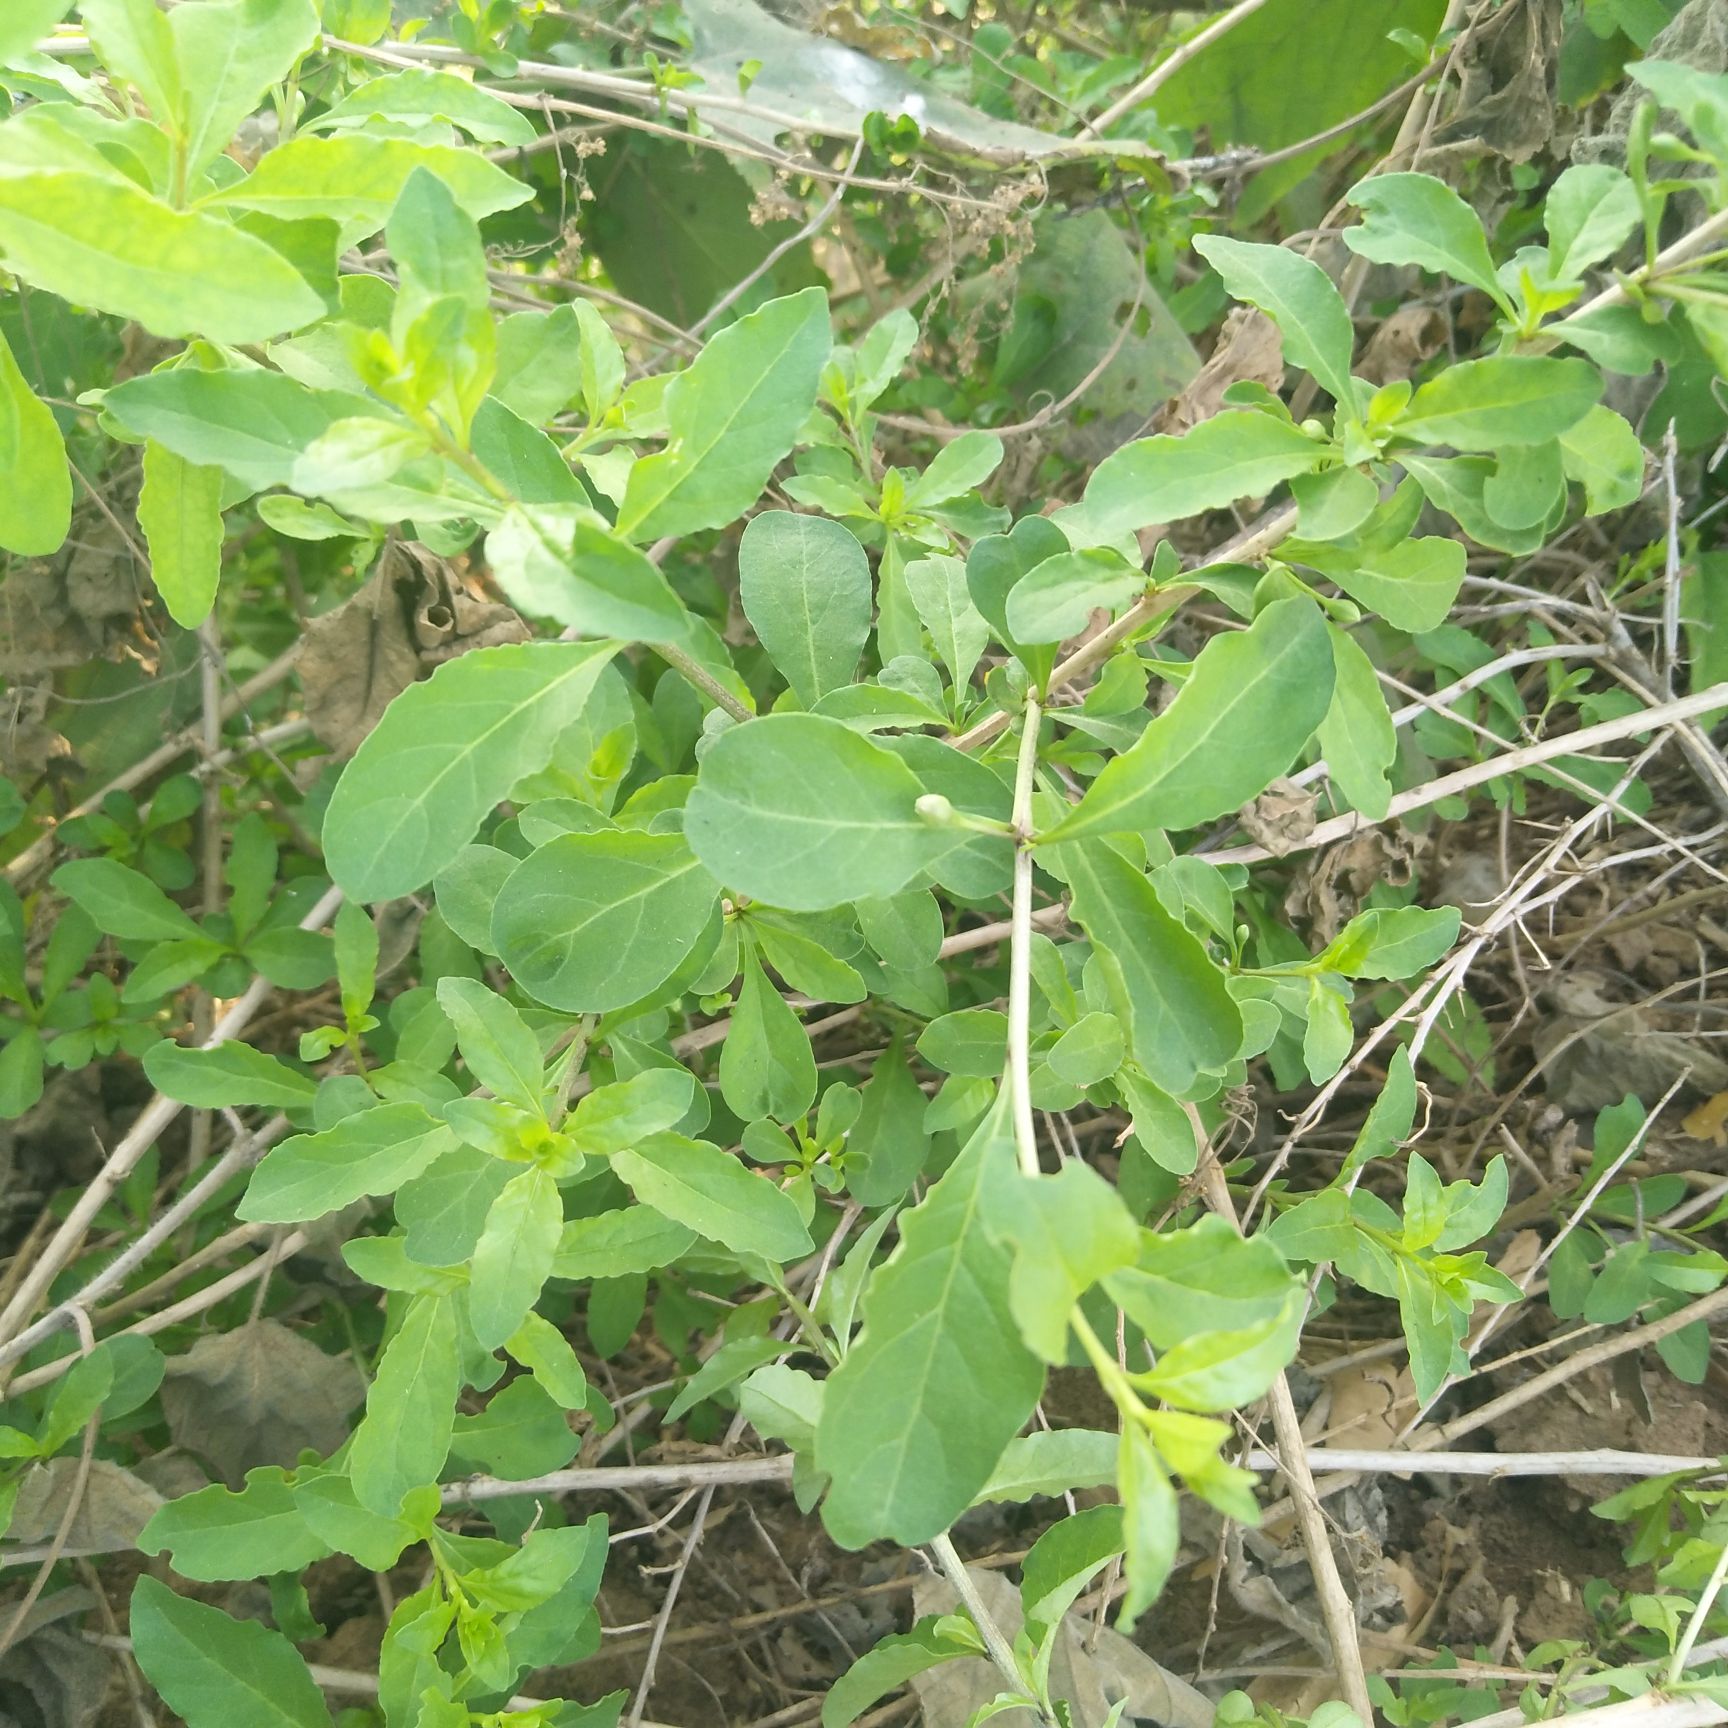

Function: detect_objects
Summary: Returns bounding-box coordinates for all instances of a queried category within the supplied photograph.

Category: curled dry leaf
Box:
[1159,305,1284,437]
[297,539,530,756]
[1358,305,1450,386]
[7,1457,162,1553]
[159,1319,367,1488]
[1237,775,1318,858]
[1285,827,1417,945]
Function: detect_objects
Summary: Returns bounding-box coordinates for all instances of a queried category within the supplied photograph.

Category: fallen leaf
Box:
[1160,306,1284,436]
[1358,306,1449,386]
[1237,776,1318,858]
[6,1458,161,1553]
[159,1320,366,1488]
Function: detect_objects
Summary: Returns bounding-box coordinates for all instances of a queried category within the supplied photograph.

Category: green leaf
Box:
[1343,172,1510,311]
[0,172,323,344]
[323,640,620,901]
[552,1205,698,1279]
[82,0,183,123]
[143,1040,315,1110]
[667,1334,788,1422]
[1192,234,1357,410]
[906,429,1003,508]
[1318,625,1395,819]
[1546,164,1641,282]
[485,508,690,643]
[0,2,75,65]
[1021,1504,1126,1635]
[171,0,321,178]
[469,1167,563,1351]
[738,510,871,707]
[816,1092,1045,1547]
[685,714,945,912]
[566,1069,700,1158]
[610,1133,814,1263]
[1342,1046,1417,1178]
[139,441,224,629]
[1137,1296,1302,1412]
[1322,906,1461,980]
[349,1293,461,1516]
[1078,412,1327,543]
[974,1428,1119,1504]
[845,1039,930,1207]
[1043,597,1332,843]
[1559,404,1645,514]
[204,134,532,241]
[1303,976,1353,1082]
[720,940,818,1123]
[504,1312,589,1410]
[1392,356,1601,450]
[1005,548,1144,646]
[1296,535,1467,633]
[139,1467,330,1583]
[616,286,831,541]
[1064,842,1243,1095]
[822,1617,981,1728]
[0,327,70,555]
[105,369,373,493]
[129,1576,335,1728]
[240,1104,457,1222]
[1482,441,1567,532]
[312,67,536,147]
[436,976,544,1115]
[904,554,989,693]
[52,857,203,942]
[1106,1215,1298,1347]
[1116,1425,1178,1630]
[494,831,719,1012]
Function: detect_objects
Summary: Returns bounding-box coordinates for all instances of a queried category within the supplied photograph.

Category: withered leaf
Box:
[1159,306,1284,437]
[159,1320,366,1488]
[7,1458,162,1554]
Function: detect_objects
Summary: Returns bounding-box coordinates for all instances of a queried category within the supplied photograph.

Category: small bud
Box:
[1299,417,1328,439]
[915,793,955,826]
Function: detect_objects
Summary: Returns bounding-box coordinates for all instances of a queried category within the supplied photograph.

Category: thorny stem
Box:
[1007,691,1043,1179]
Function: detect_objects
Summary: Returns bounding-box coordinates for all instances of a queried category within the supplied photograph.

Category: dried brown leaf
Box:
[1159,306,1284,437]
[7,1458,161,1552]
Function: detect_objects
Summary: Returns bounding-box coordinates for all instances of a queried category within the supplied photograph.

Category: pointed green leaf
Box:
[739,510,872,707]
[904,553,990,693]
[469,1167,563,1351]
[1393,356,1601,450]
[1116,1426,1178,1630]
[170,0,320,178]
[1043,597,1332,843]
[312,67,536,147]
[816,1093,1045,1547]
[906,429,1003,508]
[349,1292,460,1515]
[436,976,544,1115]
[1318,625,1395,820]
[1078,413,1326,543]
[610,1133,813,1263]
[324,640,619,900]
[1344,172,1509,310]
[143,1040,315,1110]
[1559,404,1644,514]
[0,327,70,555]
[1104,1215,1298,1347]
[822,1617,982,1728]
[719,939,818,1124]
[139,1467,331,1583]
[1546,164,1641,282]
[52,857,203,942]
[617,286,831,541]
[139,440,224,628]
[1005,548,1144,646]
[240,1104,458,1222]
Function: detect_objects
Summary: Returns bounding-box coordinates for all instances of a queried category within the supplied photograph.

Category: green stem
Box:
[1005,691,1043,1179]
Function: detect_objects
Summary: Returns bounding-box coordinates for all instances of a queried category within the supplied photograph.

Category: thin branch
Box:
[1079,0,1271,138]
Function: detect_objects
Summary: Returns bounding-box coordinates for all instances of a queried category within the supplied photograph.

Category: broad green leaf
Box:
[1559,404,1644,514]
[1005,548,1144,646]
[617,286,831,541]
[1063,842,1243,1095]
[905,429,1003,508]
[845,1038,930,1207]
[1630,59,1728,162]
[436,976,544,1115]
[1322,906,1461,980]
[170,0,321,178]
[1264,1187,1357,1264]
[1341,1045,1417,1178]
[1392,356,1601,449]
[349,1293,461,1515]
[143,1040,315,1110]
[324,640,619,901]
[992,1162,1140,1363]
[685,714,945,911]
[719,940,818,1124]
[105,370,373,492]
[1117,1425,1179,1629]
[572,298,626,424]
[917,1008,1008,1077]
[822,1617,981,1728]
[1105,1215,1297,1347]
[667,1334,788,1422]
[737,510,870,707]
[1303,976,1353,1082]
[489,305,585,425]
[485,508,689,643]
[139,1467,330,1583]
[0,2,75,65]
[129,1576,334,1728]
[1193,234,1357,410]
[566,1069,700,1158]
[1048,1011,1126,1087]
[1483,440,1565,532]
[1137,1296,1302,1412]
[494,831,719,1012]
[294,1474,429,1572]
[1318,625,1395,819]
[313,67,536,147]
[1021,1504,1125,1635]
[0,172,323,344]
[1545,163,1640,282]
[905,553,989,691]
[552,1205,698,1279]
[240,1104,457,1222]
[52,857,203,942]
[0,327,70,555]
[469,1167,562,1350]
[204,134,532,241]
[1078,412,1326,544]
[1344,172,1510,310]
[81,0,183,130]
[610,1133,814,1263]
[1291,464,1379,541]
[504,1312,589,1410]
[139,441,223,628]
[1043,597,1332,843]
[974,1428,1119,1504]
[752,915,866,1004]
[816,1093,1045,1547]
[1295,535,1466,634]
